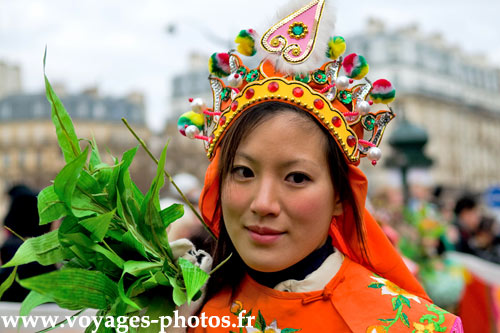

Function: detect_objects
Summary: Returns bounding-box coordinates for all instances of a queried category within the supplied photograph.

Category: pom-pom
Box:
[235,29,257,57]
[177,111,204,136]
[227,73,243,88]
[190,97,206,113]
[326,36,346,60]
[208,53,231,78]
[343,53,369,80]
[370,79,396,104]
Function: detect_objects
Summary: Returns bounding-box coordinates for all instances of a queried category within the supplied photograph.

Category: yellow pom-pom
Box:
[235,29,257,57]
[326,36,346,60]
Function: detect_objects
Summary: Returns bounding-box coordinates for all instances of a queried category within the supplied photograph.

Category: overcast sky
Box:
[1,0,499,132]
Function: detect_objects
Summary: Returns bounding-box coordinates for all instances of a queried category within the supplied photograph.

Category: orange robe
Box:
[191,257,462,332]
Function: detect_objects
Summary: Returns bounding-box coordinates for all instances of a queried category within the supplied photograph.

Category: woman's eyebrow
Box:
[234,151,256,163]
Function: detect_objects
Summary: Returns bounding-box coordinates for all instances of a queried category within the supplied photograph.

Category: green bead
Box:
[339,90,352,104]
[220,87,231,101]
[292,25,304,36]
[246,70,260,83]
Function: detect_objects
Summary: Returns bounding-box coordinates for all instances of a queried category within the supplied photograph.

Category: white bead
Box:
[367,147,382,161]
[185,125,200,139]
[191,98,206,113]
[336,76,350,90]
[227,73,243,87]
[357,101,371,114]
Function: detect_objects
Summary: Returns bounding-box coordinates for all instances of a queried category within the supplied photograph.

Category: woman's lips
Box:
[246,225,285,244]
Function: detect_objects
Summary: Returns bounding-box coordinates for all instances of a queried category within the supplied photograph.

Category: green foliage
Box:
[1,61,210,330]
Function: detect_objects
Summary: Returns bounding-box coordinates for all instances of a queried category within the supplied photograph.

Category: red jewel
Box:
[209,135,214,143]
[371,160,377,166]
[231,101,238,111]
[268,81,279,92]
[293,87,304,97]
[245,88,255,99]
[219,116,226,126]
[347,135,357,147]
[369,100,374,105]
[314,99,324,109]
[332,116,342,127]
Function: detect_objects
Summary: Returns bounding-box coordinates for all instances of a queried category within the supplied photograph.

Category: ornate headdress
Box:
[177,0,396,166]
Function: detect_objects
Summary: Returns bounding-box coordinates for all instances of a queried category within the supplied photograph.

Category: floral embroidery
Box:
[366,275,420,331]
[411,304,448,333]
[229,300,301,333]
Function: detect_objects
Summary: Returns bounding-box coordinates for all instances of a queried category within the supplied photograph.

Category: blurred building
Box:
[0,85,154,219]
[349,19,500,191]
[0,60,22,98]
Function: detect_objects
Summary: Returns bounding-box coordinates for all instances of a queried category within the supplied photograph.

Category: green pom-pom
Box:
[208,53,231,78]
[235,29,257,57]
[326,36,346,60]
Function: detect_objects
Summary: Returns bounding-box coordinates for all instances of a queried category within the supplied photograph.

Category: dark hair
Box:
[204,102,367,301]
[454,195,477,216]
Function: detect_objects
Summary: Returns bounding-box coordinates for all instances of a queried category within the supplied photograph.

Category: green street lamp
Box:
[385,116,433,205]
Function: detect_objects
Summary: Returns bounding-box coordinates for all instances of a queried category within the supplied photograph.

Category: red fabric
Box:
[199,148,430,301]
[458,273,498,333]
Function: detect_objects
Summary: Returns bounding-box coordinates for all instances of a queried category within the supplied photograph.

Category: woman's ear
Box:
[332,195,343,216]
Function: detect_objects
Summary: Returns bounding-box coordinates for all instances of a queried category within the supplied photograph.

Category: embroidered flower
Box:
[246,320,281,333]
[365,325,386,333]
[369,276,421,303]
[230,300,243,315]
[413,322,435,332]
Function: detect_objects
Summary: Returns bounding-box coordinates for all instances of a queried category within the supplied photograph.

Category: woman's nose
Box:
[249,179,281,217]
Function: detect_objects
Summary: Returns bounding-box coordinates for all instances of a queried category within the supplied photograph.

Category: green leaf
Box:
[256,310,266,331]
[19,269,118,310]
[178,257,209,304]
[400,295,411,308]
[378,318,395,323]
[44,51,81,163]
[281,329,301,333]
[54,147,89,211]
[123,261,162,277]
[368,282,384,289]
[20,291,54,316]
[392,296,402,310]
[38,185,68,225]
[63,233,124,269]
[79,209,116,242]
[0,266,17,300]
[2,230,65,267]
[172,282,187,306]
[140,145,171,258]
[122,231,148,259]
[89,136,102,170]
[142,292,176,332]
[400,312,410,327]
[160,204,184,228]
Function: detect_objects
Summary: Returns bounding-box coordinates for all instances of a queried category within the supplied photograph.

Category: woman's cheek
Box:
[287,190,330,218]
[222,183,250,217]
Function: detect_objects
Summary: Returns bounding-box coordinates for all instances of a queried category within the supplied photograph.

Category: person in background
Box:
[0,184,55,302]
[453,195,481,255]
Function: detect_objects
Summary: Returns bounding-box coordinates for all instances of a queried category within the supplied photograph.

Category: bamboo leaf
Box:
[0,266,17,300]
[20,291,54,316]
[79,210,116,242]
[43,49,81,163]
[54,147,89,211]
[178,257,209,304]
[123,261,162,278]
[38,185,68,225]
[63,233,124,269]
[2,230,65,267]
[160,204,184,228]
[140,145,171,258]
[401,312,410,327]
[19,269,118,310]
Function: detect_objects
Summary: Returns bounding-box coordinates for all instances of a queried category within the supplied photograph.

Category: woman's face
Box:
[221,111,342,272]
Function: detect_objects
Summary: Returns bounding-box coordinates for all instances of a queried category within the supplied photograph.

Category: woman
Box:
[178,1,463,331]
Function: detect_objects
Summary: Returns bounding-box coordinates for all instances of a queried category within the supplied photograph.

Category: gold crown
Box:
[177,0,396,166]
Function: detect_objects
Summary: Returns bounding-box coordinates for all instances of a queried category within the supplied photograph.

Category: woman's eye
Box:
[286,173,310,184]
[232,166,254,179]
